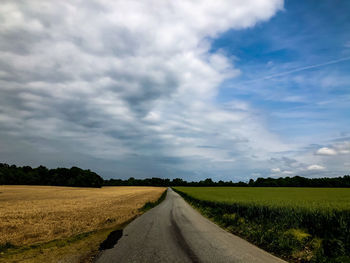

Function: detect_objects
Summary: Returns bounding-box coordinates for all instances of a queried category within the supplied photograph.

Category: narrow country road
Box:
[95,188,285,263]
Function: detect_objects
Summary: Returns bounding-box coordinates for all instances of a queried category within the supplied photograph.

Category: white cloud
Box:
[270,167,293,177]
[316,147,337,156]
[271,168,281,173]
[307,164,326,171]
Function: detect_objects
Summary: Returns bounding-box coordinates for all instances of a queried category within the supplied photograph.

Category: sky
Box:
[0,0,349,181]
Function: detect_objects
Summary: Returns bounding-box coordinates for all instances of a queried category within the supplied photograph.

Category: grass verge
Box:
[173,188,350,263]
[139,188,167,212]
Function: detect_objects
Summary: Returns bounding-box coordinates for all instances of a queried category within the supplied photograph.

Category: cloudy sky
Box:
[0,0,349,181]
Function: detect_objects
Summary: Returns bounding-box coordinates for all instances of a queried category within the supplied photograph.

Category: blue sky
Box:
[0,0,349,180]
[214,0,350,143]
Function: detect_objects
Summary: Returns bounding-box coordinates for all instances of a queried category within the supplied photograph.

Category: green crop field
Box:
[173,187,350,263]
[174,187,350,210]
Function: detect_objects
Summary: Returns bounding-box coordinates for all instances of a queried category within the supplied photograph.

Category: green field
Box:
[174,187,350,263]
[174,187,350,210]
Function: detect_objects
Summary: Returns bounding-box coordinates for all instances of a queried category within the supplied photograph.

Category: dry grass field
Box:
[0,185,166,262]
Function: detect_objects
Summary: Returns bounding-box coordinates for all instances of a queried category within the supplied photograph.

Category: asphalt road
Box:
[95,188,285,263]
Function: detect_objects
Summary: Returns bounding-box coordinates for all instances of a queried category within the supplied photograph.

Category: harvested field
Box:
[0,185,165,262]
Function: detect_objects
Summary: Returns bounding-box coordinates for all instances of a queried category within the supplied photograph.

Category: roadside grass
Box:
[0,186,166,263]
[140,188,167,212]
[173,187,350,263]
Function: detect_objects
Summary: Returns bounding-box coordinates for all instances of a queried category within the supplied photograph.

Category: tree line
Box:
[104,175,350,187]
[0,163,103,187]
[1,163,349,188]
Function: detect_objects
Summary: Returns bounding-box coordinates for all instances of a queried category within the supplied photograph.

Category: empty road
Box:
[95,188,285,263]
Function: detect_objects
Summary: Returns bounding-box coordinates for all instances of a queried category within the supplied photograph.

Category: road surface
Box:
[95,188,285,263]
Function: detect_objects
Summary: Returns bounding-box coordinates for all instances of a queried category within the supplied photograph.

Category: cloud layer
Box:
[1,0,348,180]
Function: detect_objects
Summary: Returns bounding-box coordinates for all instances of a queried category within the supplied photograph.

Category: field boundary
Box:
[173,187,350,263]
[139,188,168,212]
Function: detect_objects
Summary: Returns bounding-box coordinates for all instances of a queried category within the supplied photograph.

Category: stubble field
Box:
[0,185,165,262]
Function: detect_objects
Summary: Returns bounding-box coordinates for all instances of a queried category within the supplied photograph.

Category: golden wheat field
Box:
[0,185,165,246]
